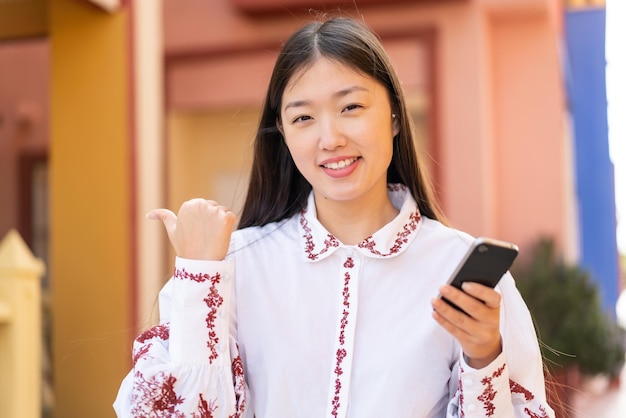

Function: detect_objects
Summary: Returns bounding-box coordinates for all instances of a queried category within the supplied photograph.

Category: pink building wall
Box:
[0,39,50,244]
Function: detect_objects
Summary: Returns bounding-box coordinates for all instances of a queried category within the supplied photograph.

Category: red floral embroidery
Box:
[510,379,535,401]
[478,364,506,416]
[331,269,352,416]
[133,343,152,366]
[231,351,247,417]
[509,380,549,417]
[174,268,215,283]
[331,348,347,416]
[131,371,186,417]
[191,394,218,418]
[339,272,351,346]
[131,368,245,418]
[343,257,354,268]
[131,270,246,417]
[203,273,224,364]
[523,406,550,418]
[175,268,225,364]
[133,324,170,366]
[300,209,340,260]
[136,323,170,344]
[458,365,465,417]
[357,211,421,257]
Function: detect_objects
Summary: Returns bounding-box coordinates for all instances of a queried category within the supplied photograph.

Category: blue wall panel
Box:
[565,9,619,314]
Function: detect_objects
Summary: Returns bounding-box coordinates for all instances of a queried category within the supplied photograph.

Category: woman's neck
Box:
[314,190,399,245]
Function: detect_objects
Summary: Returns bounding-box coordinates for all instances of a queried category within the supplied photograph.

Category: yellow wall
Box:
[165,108,257,276]
[50,0,131,416]
[167,108,257,215]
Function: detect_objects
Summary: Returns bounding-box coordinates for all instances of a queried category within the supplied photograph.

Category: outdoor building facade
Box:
[0,0,619,416]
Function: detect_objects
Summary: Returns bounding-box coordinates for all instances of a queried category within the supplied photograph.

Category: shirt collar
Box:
[298,184,422,262]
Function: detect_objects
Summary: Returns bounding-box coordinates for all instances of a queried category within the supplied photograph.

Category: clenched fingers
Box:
[432,283,502,368]
[147,198,237,261]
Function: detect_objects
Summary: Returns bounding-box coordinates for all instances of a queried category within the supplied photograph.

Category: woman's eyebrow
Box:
[283,85,370,112]
[333,85,370,99]
[283,99,310,112]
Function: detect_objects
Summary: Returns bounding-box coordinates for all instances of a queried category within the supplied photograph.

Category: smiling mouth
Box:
[322,157,359,170]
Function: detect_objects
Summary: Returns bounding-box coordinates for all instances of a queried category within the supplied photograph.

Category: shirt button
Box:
[219,309,227,319]
[467,403,477,412]
[465,378,474,387]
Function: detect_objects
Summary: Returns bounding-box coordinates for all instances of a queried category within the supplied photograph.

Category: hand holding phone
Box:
[439,237,519,313]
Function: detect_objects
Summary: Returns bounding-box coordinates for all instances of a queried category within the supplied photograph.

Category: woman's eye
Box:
[293,115,312,124]
[343,104,362,112]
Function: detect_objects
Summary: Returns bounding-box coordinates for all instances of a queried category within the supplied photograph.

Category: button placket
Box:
[325,252,360,418]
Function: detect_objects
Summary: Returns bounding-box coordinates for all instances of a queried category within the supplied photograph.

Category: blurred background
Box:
[0,0,624,417]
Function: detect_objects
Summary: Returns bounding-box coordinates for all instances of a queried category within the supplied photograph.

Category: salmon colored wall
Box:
[49,0,131,416]
[489,13,572,255]
[356,2,570,254]
[0,39,49,242]
[438,6,570,253]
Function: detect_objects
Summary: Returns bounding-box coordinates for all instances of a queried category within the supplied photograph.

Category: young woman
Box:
[114,17,554,418]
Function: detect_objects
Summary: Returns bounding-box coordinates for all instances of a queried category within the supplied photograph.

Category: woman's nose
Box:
[318,116,346,150]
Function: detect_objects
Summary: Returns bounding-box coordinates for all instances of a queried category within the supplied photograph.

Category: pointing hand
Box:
[147,199,237,261]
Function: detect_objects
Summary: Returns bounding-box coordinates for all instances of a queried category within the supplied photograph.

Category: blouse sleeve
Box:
[446,272,556,418]
[113,257,250,417]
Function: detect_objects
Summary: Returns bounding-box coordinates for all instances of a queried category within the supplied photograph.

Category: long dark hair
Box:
[238,17,445,229]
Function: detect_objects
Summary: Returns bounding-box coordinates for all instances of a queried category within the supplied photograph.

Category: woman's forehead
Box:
[283,57,380,99]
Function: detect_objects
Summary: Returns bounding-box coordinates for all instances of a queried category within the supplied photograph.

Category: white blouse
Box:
[114,185,554,417]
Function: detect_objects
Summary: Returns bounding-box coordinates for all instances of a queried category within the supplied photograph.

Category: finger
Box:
[432,297,500,359]
[484,297,501,309]
[208,203,237,227]
[438,285,481,314]
[146,208,177,237]
[219,207,238,227]
[438,285,499,326]
[431,299,471,338]
[461,282,501,309]
[432,296,469,326]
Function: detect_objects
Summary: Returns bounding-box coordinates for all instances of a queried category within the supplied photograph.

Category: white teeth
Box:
[323,158,357,170]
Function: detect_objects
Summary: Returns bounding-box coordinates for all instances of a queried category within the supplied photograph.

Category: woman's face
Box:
[280,57,398,206]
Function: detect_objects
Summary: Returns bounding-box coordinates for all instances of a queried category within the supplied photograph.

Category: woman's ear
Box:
[392,113,400,137]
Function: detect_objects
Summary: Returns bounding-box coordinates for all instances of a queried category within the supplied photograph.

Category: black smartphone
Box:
[440,237,519,313]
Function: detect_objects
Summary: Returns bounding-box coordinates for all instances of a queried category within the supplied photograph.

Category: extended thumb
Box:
[146,208,177,234]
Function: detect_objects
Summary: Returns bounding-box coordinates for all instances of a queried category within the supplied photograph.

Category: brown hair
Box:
[238,17,444,228]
